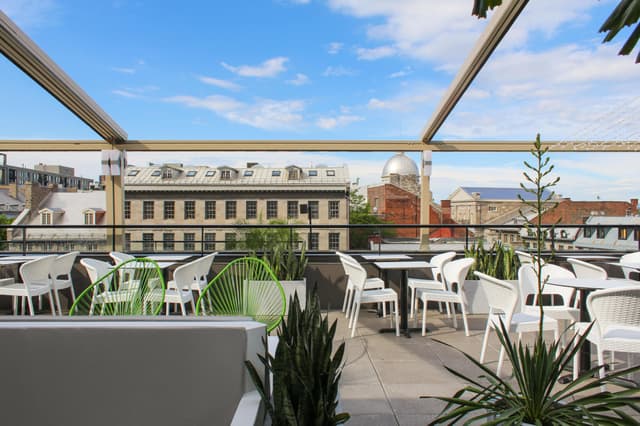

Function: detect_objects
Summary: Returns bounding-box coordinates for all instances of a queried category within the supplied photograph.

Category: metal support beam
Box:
[0,11,127,143]
[420,0,528,142]
[0,139,639,152]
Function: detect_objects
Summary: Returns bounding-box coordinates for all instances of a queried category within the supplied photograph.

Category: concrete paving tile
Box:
[373,360,464,386]
[384,384,453,415]
[398,413,436,426]
[341,356,381,385]
[339,384,393,415]
[345,413,398,426]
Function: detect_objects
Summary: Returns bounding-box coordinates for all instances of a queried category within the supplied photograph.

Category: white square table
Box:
[360,254,412,261]
[374,261,433,337]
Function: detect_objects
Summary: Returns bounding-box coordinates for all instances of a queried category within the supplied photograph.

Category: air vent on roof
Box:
[127,170,139,176]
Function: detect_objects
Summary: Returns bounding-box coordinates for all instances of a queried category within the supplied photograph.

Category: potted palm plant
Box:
[426,135,640,424]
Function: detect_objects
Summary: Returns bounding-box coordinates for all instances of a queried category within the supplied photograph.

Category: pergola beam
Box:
[0,11,127,144]
[0,139,638,152]
[420,0,528,142]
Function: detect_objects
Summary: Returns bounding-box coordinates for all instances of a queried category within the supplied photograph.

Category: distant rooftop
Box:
[459,187,553,201]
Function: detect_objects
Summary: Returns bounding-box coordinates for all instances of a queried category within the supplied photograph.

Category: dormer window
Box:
[244,170,254,177]
[162,168,173,179]
[272,170,281,177]
[84,211,95,225]
[41,211,52,225]
[288,169,299,180]
[308,170,318,177]
[127,170,139,176]
[205,170,216,177]
[186,170,197,177]
[221,170,231,180]
[151,170,161,177]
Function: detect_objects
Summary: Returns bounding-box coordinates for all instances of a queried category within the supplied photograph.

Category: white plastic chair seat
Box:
[0,282,52,296]
[417,288,457,302]
[489,311,558,334]
[364,277,384,289]
[359,288,397,303]
[160,288,195,316]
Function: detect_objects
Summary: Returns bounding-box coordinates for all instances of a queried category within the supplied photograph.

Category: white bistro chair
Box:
[49,251,79,314]
[408,251,456,319]
[80,258,115,315]
[415,257,475,336]
[567,258,608,280]
[620,252,640,280]
[519,263,579,324]
[193,252,216,296]
[0,255,57,316]
[336,252,384,319]
[164,260,198,315]
[343,256,399,338]
[476,271,559,376]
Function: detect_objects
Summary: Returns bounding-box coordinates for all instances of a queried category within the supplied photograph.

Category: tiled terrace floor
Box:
[331,307,640,426]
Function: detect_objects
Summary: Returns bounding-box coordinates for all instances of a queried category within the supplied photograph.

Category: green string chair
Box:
[195,257,286,332]
[69,257,166,316]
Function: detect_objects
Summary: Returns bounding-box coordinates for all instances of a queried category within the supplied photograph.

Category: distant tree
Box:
[240,217,301,251]
[0,214,12,250]
[473,0,640,63]
[349,187,395,249]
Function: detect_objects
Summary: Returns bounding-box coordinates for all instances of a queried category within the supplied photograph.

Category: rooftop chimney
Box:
[631,198,638,213]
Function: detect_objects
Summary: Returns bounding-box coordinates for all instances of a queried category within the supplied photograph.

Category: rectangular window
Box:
[308,170,318,176]
[143,201,154,220]
[225,201,237,219]
[124,233,131,251]
[596,227,607,239]
[583,227,594,238]
[142,233,154,252]
[267,200,278,219]
[635,229,640,241]
[488,206,497,212]
[246,200,257,219]
[272,170,281,177]
[619,228,630,240]
[221,170,231,180]
[184,233,195,251]
[124,200,131,219]
[205,201,216,219]
[164,201,175,219]
[328,232,340,250]
[162,168,172,179]
[204,232,216,251]
[83,212,95,225]
[287,201,299,219]
[184,200,195,219]
[326,170,335,176]
[163,233,175,251]
[41,212,51,225]
[308,201,319,219]
[329,200,340,219]
[225,233,237,250]
[309,232,319,250]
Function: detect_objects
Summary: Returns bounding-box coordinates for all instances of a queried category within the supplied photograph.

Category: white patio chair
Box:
[408,251,456,319]
[336,252,384,319]
[620,251,640,280]
[515,250,546,266]
[577,287,640,389]
[161,260,197,315]
[567,258,608,280]
[519,263,579,323]
[193,252,216,295]
[0,255,57,316]
[49,251,79,314]
[343,256,398,338]
[79,258,115,315]
[109,251,136,285]
[476,271,559,376]
[415,257,475,336]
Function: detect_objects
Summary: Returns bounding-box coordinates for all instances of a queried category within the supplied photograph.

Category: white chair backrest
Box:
[173,261,199,292]
[588,287,640,336]
[540,264,576,305]
[51,251,79,278]
[620,252,640,279]
[567,258,607,280]
[20,255,57,289]
[196,252,216,281]
[442,257,475,294]
[80,258,113,289]
[342,258,367,291]
[109,251,134,265]
[516,250,546,266]
[475,271,518,326]
[430,251,456,282]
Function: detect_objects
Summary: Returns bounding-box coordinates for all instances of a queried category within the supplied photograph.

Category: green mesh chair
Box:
[195,257,286,332]
[69,257,166,316]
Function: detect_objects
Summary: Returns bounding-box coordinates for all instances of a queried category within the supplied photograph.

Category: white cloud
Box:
[112,89,139,98]
[221,57,288,78]
[367,84,442,112]
[164,94,305,130]
[198,76,242,91]
[323,66,356,77]
[389,67,412,78]
[327,42,343,54]
[356,45,395,60]
[112,86,159,99]
[286,73,310,86]
[112,67,136,74]
[316,114,363,129]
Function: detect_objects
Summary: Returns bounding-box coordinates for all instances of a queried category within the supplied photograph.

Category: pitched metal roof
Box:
[460,187,551,201]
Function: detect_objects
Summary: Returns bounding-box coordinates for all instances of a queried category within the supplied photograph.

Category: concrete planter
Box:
[463,279,519,314]
[280,278,306,310]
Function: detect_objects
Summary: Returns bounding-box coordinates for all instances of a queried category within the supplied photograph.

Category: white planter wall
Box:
[463,279,518,314]
[281,278,306,310]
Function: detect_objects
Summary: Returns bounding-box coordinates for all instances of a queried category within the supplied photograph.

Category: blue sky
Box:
[0,0,638,202]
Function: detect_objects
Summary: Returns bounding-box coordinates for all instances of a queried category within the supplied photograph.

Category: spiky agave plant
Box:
[245,288,350,425]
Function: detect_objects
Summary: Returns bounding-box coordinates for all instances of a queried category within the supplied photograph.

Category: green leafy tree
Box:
[240,218,301,251]
[473,0,640,63]
[348,187,394,249]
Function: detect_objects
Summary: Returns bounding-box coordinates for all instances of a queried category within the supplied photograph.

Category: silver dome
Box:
[381,152,418,177]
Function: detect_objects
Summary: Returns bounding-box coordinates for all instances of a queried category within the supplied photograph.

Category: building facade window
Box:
[309,232,319,250]
[205,201,216,219]
[328,232,340,250]
[184,233,195,251]
[596,227,607,239]
[488,206,497,212]
[583,227,594,238]
[83,212,95,225]
[124,233,131,251]
[287,201,298,219]
[225,201,237,219]
[267,201,278,219]
[124,200,131,219]
[308,201,319,219]
[143,201,154,220]
[142,233,154,252]
[184,200,196,219]
[635,229,640,241]
[163,233,175,251]
[221,170,231,180]
[246,200,257,219]
[619,228,630,240]
[329,200,340,219]
[162,168,173,179]
[225,233,237,250]
[204,232,216,251]
[41,212,52,225]
[164,201,175,219]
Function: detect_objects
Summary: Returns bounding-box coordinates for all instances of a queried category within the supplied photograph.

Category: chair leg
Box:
[180,301,187,316]
[479,323,492,363]
[48,291,56,316]
[451,304,458,329]
[12,296,17,315]
[345,288,354,318]
[27,296,35,316]
[394,299,399,336]
[165,301,170,316]
[409,287,415,318]
[22,297,26,315]
[497,346,505,377]
[460,302,470,337]
[53,290,63,315]
[341,287,349,312]
[597,346,606,392]
[422,297,428,336]
[350,301,361,338]
[445,301,451,318]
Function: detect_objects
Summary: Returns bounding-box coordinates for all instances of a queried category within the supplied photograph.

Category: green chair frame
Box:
[69,257,166,316]
[195,257,286,332]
